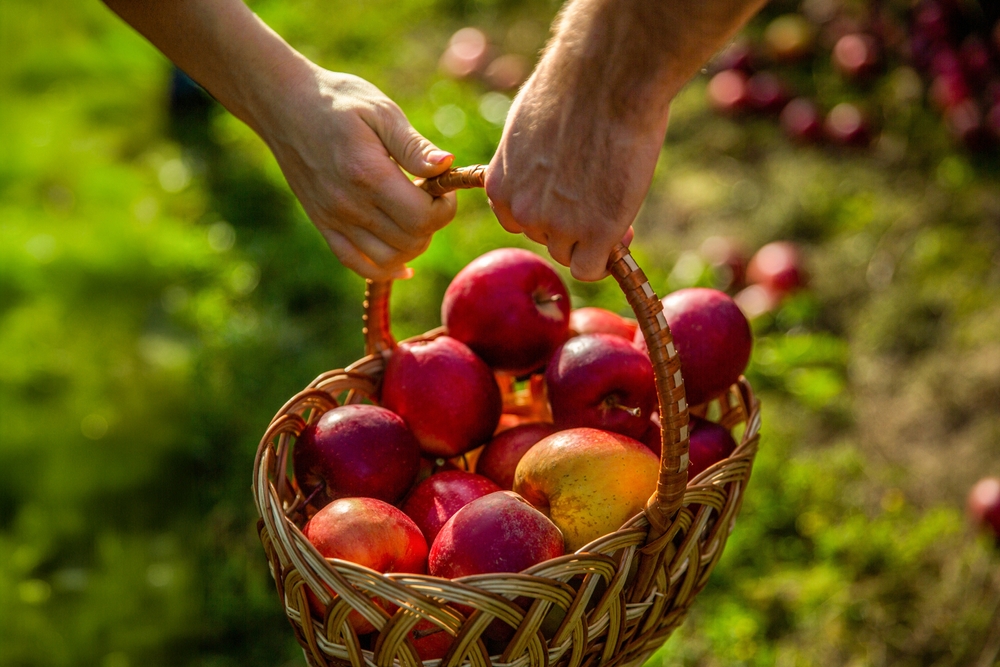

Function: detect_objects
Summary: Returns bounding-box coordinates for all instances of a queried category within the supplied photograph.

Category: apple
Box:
[382,336,502,458]
[687,416,738,479]
[700,236,748,292]
[546,334,657,440]
[513,428,660,551]
[439,27,489,79]
[780,98,824,144]
[968,477,1000,539]
[824,102,871,147]
[410,619,455,661]
[294,404,421,506]
[747,241,808,296]
[428,491,564,578]
[733,283,782,320]
[747,71,789,114]
[707,69,750,115]
[569,307,637,340]
[633,288,752,407]
[945,100,990,151]
[764,15,814,63]
[929,72,970,112]
[477,422,559,490]
[401,470,501,543]
[303,497,428,632]
[442,248,570,376]
[483,54,529,91]
[833,33,881,79]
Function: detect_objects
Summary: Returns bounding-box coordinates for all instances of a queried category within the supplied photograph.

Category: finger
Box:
[546,235,574,268]
[487,195,524,235]
[622,225,635,247]
[367,102,454,178]
[321,228,408,281]
[341,225,414,269]
[376,185,456,238]
[521,227,548,246]
[569,240,615,282]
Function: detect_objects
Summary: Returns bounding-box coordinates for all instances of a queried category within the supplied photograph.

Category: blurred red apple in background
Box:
[733,283,782,320]
[382,336,502,457]
[483,54,529,91]
[294,404,420,506]
[569,307,637,340]
[707,69,750,114]
[764,14,815,62]
[477,422,558,490]
[303,497,428,632]
[547,334,657,440]
[428,491,564,578]
[968,477,1000,540]
[833,33,881,79]
[439,27,489,78]
[824,102,871,146]
[700,236,748,292]
[747,241,808,296]
[514,428,659,551]
[747,71,790,114]
[687,416,738,479]
[780,97,824,143]
[633,288,752,406]
[401,470,501,543]
[442,248,570,376]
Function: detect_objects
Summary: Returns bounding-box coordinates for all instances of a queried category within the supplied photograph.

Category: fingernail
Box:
[391,267,415,280]
[426,150,453,165]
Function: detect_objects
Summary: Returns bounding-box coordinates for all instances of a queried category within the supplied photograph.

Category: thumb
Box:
[370,103,454,178]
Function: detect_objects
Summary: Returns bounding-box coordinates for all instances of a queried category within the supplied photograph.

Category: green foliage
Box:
[2,0,999,666]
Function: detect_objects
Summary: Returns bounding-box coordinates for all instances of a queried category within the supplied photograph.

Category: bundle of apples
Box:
[288,248,752,659]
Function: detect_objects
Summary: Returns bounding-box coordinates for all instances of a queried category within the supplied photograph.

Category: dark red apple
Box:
[428,491,564,578]
[832,33,880,79]
[780,98,824,144]
[477,422,559,489]
[442,248,570,376]
[633,288,752,406]
[747,71,790,114]
[824,102,871,146]
[700,236,748,291]
[546,334,657,440]
[382,336,502,458]
[294,404,421,506]
[687,416,738,479]
[747,241,808,296]
[401,471,501,544]
[303,497,428,632]
[968,477,1000,539]
[707,69,750,115]
[569,307,637,340]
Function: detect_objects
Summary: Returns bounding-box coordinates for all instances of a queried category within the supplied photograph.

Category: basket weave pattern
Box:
[252,167,761,667]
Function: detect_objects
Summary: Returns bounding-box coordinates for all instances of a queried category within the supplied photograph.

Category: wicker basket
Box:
[253,166,761,667]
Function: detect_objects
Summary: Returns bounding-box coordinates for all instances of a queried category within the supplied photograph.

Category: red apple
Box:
[733,283,782,320]
[707,69,750,115]
[547,333,657,440]
[442,248,570,376]
[945,100,990,151]
[569,307,637,340]
[477,422,559,489]
[747,71,790,114]
[303,497,428,632]
[401,471,501,544]
[824,102,871,146]
[833,33,881,80]
[294,404,420,506]
[428,491,564,578]
[382,336,502,458]
[747,241,808,296]
[687,416,738,479]
[700,236,748,291]
[968,477,1000,539]
[411,619,455,661]
[439,27,489,79]
[633,288,752,406]
[780,98,824,144]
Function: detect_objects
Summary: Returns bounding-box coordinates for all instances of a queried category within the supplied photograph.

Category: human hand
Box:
[485,62,666,282]
[262,67,457,280]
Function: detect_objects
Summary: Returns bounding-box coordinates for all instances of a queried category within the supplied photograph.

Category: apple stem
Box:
[300,481,326,509]
[534,294,563,305]
[604,396,642,417]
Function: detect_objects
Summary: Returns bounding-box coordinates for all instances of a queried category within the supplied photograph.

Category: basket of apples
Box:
[253,166,761,667]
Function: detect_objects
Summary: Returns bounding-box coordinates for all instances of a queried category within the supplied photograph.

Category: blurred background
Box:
[2,0,1000,665]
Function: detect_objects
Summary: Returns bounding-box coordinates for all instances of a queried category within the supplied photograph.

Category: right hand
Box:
[263,67,458,280]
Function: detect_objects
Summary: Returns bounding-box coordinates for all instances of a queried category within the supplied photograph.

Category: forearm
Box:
[102,0,313,136]
[535,0,769,125]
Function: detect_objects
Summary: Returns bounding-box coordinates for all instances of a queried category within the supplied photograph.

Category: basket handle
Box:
[363,165,690,536]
